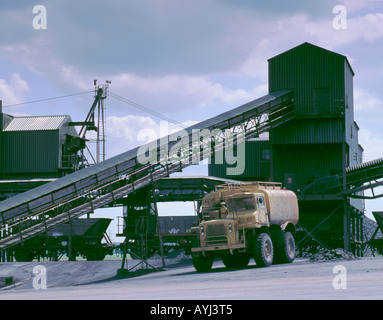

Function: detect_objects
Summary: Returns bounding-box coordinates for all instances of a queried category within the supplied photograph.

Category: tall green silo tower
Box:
[209,42,364,253]
[268,42,362,189]
[268,42,363,252]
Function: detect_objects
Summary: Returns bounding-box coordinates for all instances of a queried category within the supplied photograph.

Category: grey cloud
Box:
[1,0,367,82]
[2,0,265,77]
[219,0,338,18]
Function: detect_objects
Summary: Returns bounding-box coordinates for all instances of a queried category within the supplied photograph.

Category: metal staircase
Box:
[0,90,295,250]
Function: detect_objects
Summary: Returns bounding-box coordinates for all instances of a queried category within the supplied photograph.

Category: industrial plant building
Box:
[1,42,381,262]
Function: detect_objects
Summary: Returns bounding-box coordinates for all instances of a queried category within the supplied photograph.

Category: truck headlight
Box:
[200,226,204,235]
[228,223,233,233]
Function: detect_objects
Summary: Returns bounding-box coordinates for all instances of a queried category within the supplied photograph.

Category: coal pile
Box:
[363,214,382,241]
[305,247,356,262]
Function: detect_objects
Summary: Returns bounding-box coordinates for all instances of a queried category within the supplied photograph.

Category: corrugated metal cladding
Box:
[270,118,344,145]
[268,42,349,117]
[273,144,343,191]
[0,114,82,180]
[4,115,68,131]
[1,131,59,177]
[208,140,270,180]
[265,43,352,191]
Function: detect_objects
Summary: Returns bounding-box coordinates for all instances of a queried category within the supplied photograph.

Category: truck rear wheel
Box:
[254,233,273,267]
[272,230,296,264]
[279,231,296,263]
[192,254,213,272]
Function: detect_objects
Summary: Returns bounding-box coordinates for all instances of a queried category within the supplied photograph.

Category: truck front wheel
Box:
[192,254,213,272]
[254,233,273,267]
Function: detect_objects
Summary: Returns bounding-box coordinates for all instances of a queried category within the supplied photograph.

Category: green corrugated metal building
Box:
[268,42,363,191]
[0,111,85,199]
[209,42,364,253]
[209,137,271,181]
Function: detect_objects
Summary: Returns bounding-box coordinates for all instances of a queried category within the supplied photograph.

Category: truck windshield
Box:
[227,196,255,212]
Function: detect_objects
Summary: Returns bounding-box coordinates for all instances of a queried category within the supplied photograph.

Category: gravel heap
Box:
[303,247,356,262]
[297,214,383,260]
[150,250,192,267]
[363,214,382,242]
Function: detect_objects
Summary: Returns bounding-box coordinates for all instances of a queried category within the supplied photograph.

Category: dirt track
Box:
[1,256,383,300]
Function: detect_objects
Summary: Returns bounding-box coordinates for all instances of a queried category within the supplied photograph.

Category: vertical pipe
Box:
[153,195,166,269]
[343,201,350,251]
[342,105,350,250]
[68,218,74,261]
[360,215,364,257]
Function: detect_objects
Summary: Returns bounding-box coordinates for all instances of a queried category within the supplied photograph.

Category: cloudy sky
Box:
[1,0,383,234]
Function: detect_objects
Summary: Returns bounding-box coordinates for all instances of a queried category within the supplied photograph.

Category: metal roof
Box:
[3,115,69,131]
[268,42,355,76]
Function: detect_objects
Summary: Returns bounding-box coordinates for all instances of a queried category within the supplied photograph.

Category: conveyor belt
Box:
[0,90,294,250]
[346,157,383,187]
[302,157,383,197]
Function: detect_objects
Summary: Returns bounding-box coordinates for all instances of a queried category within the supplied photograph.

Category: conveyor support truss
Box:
[0,90,294,250]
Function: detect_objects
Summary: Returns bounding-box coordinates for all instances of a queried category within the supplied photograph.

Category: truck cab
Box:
[226,193,268,227]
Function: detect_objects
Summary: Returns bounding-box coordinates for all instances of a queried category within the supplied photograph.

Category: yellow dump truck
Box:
[191,182,299,272]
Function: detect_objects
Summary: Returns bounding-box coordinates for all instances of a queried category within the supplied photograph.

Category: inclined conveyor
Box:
[0,90,294,250]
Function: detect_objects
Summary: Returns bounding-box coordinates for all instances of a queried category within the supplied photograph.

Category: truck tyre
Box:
[222,253,250,269]
[279,231,296,263]
[192,254,213,272]
[272,230,296,264]
[254,233,273,267]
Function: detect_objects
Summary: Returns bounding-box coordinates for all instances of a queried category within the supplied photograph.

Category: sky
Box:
[1,0,383,241]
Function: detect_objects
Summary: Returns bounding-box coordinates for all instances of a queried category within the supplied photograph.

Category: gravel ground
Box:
[2,255,383,300]
[0,252,192,291]
[1,247,382,300]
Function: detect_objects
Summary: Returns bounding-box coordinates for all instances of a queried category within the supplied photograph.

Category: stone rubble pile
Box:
[301,247,356,262]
